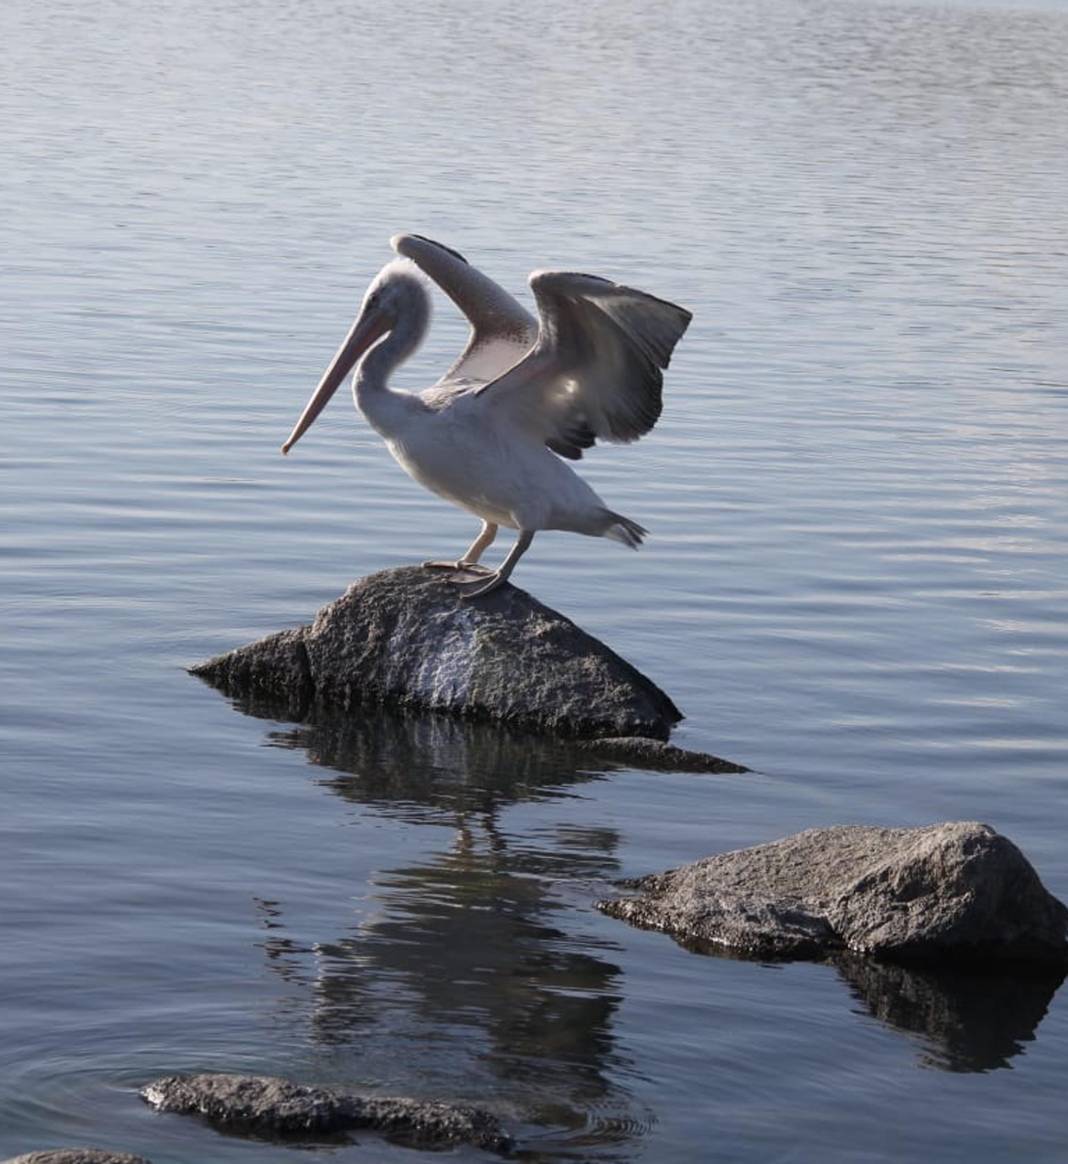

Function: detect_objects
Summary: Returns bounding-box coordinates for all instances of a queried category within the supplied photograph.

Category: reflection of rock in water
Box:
[834,954,1065,1073]
[255,709,650,1155]
[266,711,607,820]
[610,939,1063,1075]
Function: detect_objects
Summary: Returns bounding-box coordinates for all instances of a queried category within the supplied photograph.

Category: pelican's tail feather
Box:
[600,509,647,549]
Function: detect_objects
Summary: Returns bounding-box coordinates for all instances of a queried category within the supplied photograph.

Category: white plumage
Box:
[281,234,692,597]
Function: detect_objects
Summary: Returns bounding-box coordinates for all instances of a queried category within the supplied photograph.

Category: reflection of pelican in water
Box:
[282,234,692,597]
[256,709,655,1153]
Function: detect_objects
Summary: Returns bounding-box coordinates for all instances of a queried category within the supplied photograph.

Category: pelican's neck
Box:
[354,289,430,436]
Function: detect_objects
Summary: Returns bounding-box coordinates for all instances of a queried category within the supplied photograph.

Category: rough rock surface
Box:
[574,736,748,773]
[140,1073,511,1152]
[599,822,1068,965]
[2,1154,151,1164]
[192,566,682,739]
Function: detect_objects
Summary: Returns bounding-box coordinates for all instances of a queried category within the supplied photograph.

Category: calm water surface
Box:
[3,0,1068,1159]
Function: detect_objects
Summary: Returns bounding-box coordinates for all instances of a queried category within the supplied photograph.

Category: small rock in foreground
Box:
[140,1073,511,1153]
[191,566,682,740]
[574,736,748,773]
[599,822,1068,965]
[2,1153,151,1164]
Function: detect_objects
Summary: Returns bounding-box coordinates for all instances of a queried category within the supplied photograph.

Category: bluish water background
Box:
[2,0,1068,1158]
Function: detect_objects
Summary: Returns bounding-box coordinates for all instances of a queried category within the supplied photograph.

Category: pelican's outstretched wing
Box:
[390,233,537,382]
[476,270,692,459]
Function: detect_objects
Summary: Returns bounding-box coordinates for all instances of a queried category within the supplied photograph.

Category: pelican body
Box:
[282,235,692,597]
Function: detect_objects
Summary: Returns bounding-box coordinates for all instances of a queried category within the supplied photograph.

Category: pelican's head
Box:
[362,257,429,321]
[281,259,429,455]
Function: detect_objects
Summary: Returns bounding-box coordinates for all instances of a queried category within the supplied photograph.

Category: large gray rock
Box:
[192,566,682,740]
[2,1154,151,1164]
[140,1073,511,1152]
[599,822,1068,965]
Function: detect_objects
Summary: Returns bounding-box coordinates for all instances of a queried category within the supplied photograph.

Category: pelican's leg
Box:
[422,522,498,575]
[457,530,534,599]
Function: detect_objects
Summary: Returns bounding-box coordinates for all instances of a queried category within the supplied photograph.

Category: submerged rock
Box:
[574,736,748,773]
[2,1154,151,1164]
[599,822,1068,965]
[140,1073,511,1152]
[192,566,682,740]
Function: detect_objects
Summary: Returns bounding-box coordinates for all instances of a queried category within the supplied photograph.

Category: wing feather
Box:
[390,233,536,382]
[476,270,692,458]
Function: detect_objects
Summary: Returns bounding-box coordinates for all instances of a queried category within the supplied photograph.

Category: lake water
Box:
[3,0,1068,1158]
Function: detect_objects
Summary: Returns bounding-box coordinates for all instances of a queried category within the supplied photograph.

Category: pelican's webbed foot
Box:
[455,571,508,599]
[453,530,534,600]
[423,522,499,580]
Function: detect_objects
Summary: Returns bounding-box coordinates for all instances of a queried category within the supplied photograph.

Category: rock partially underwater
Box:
[574,735,748,774]
[192,566,693,742]
[599,822,1068,966]
[1,1154,152,1164]
[140,1073,511,1152]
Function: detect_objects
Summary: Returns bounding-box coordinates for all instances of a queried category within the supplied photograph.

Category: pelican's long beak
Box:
[281,310,388,454]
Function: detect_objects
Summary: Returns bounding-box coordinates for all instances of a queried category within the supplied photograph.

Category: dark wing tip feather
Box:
[546,438,583,460]
[392,233,469,265]
[486,267,691,453]
[546,418,597,460]
[554,271,614,286]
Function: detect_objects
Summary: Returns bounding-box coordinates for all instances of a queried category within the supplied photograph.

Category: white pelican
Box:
[281,234,692,598]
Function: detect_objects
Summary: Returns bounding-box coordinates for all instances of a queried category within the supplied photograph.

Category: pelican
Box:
[281,234,692,598]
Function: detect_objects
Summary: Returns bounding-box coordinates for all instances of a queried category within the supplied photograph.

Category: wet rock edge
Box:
[139,1072,512,1153]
